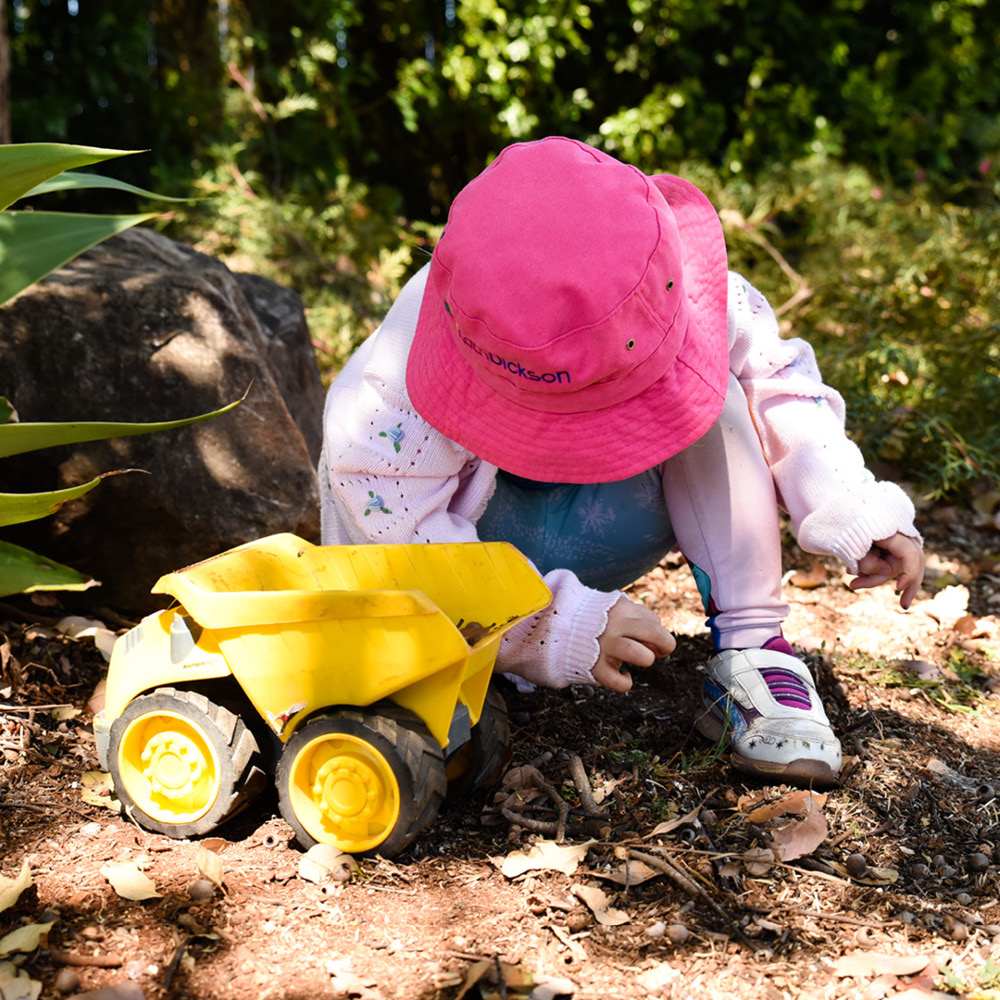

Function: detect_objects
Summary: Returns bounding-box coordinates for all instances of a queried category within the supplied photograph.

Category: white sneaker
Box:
[695,646,842,785]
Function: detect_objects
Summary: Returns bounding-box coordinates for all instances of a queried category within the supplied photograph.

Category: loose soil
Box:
[2,504,1000,1000]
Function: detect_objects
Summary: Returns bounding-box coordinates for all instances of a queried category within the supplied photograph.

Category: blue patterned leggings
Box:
[477,374,789,650]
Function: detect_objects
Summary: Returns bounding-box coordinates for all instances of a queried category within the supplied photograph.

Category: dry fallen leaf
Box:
[919,584,970,625]
[0,960,42,1000]
[0,921,55,958]
[971,490,1000,526]
[828,860,900,886]
[199,837,231,854]
[87,679,107,716]
[197,846,225,888]
[54,615,117,662]
[742,789,829,862]
[299,843,359,884]
[789,558,829,588]
[833,951,934,978]
[648,805,701,838]
[591,775,627,805]
[80,771,121,813]
[591,859,660,886]
[746,788,827,823]
[497,839,595,878]
[0,860,31,915]
[455,958,533,1000]
[769,802,829,862]
[571,883,630,926]
[740,847,775,876]
[101,862,161,901]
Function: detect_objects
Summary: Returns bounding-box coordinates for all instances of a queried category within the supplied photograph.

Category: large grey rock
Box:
[0,228,324,613]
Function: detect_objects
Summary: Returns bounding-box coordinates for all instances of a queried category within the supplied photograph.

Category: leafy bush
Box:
[0,143,236,597]
[710,157,1000,499]
[166,152,439,379]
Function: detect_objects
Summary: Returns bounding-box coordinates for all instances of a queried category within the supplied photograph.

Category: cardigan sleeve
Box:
[317,265,619,688]
[728,271,919,571]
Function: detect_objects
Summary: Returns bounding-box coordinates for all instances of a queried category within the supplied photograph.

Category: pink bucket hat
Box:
[406,136,730,483]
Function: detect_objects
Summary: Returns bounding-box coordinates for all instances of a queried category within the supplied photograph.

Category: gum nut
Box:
[667,923,690,944]
[54,968,81,994]
[645,921,666,939]
[939,865,958,880]
[954,892,973,906]
[933,854,947,869]
[566,912,589,933]
[970,852,991,871]
[854,926,877,948]
[910,863,931,879]
[845,853,867,878]
[188,878,217,901]
[945,916,969,942]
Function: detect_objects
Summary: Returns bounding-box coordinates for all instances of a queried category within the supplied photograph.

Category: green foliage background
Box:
[6,0,1000,499]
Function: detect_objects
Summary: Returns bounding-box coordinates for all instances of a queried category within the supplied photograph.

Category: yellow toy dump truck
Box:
[94,533,550,858]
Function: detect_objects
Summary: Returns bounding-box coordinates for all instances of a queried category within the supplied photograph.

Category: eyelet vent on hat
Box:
[626,339,636,350]
[666,280,675,290]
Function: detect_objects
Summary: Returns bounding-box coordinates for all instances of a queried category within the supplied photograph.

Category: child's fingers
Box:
[602,633,658,668]
[896,571,920,609]
[592,657,633,692]
[849,571,893,593]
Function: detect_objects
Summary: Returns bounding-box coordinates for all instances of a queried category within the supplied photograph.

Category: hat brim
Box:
[406,173,730,484]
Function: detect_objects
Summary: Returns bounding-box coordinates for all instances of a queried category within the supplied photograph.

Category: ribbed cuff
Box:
[797,482,919,573]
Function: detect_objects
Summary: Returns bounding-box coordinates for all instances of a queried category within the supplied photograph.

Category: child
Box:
[318,137,924,787]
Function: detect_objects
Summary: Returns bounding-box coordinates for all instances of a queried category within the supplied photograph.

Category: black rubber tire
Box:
[446,686,512,797]
[275,703,446,858]
[108,686,263,839]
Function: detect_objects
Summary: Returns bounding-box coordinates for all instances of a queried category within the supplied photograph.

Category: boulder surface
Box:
[0,228,324,613]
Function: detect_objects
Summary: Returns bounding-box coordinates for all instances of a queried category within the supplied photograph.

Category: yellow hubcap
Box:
[117,710,221,824]
[288,731,400,853]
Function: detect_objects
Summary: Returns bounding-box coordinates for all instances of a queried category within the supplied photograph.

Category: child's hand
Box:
[849,533,925,609]
[593,596,676,692]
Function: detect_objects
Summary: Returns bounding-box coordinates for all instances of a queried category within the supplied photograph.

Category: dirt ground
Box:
[2,500,1000,1000]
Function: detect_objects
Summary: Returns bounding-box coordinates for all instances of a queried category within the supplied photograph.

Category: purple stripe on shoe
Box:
[763,636,797,657]
[760,667,813,710]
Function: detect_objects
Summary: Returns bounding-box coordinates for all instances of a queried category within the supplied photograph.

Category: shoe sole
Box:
[696,707,840,787]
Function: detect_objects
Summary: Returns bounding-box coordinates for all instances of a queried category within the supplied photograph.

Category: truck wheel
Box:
[276,704,446,858]
[108,687,263,839]
[446,687,512,796]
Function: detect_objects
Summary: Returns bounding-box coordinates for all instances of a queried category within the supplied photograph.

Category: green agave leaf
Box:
[0,210,158,306]
[0,143,142,213]
[0,539,95,597]
[0,397,243,459]
[0,474,110,528]
[24,171,194,203]
[0,398,13,424]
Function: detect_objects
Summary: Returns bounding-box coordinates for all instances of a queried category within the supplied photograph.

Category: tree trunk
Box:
[0,1,10,144]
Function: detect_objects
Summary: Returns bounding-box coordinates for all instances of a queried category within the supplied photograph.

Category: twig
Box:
[501,805,558,836]
[628,848,755,949]
[48,947,122,968]
[829,820,894,849]
[493,954,509,1000]
[163,935,191,991]
[568,754,607,819]
[745,905,901,930]
[0,704,77,712]
[528,769,569,841]
[3,800,97,821]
